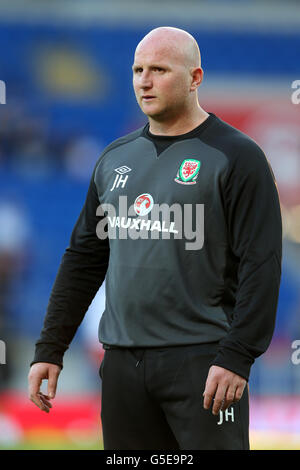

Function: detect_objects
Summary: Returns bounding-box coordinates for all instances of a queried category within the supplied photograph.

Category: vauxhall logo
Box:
[96,195,204,250]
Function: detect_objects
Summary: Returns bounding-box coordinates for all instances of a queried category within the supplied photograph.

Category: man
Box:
[28,27,282,450]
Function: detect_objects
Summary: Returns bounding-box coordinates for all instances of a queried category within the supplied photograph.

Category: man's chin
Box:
[141,106,166,120]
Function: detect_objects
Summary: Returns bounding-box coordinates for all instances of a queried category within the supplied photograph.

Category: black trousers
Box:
[99,343,249,450]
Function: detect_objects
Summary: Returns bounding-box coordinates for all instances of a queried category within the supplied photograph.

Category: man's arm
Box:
[203,139,282,414]
[28,165,109,409]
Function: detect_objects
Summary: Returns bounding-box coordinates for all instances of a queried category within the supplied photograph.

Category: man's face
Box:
[132,42,191,121]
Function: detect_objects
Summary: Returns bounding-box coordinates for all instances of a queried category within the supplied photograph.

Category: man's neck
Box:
[148,106,209,137]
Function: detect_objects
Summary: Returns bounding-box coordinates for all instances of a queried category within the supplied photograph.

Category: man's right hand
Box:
[28,362,61,413]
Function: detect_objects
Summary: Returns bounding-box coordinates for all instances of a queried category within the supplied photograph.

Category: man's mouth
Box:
[142,96,156,101]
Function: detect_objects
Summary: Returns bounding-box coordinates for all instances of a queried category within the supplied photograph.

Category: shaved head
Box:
[135,27,201,70]
[132,26,207,135]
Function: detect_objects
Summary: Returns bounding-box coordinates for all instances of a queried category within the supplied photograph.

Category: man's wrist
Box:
[211,346,254,381]
[31,343,64,369]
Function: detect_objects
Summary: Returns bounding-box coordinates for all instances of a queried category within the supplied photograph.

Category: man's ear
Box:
[190,67,204,92]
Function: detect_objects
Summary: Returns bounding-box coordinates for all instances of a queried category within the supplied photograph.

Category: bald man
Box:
[133,27,207,136]
[28,27,282,450]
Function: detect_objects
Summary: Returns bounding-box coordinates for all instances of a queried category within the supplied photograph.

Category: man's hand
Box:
[28,362,61,413]
[203,365,246,416]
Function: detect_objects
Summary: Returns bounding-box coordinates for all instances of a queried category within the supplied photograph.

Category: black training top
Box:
[31,113,282,380]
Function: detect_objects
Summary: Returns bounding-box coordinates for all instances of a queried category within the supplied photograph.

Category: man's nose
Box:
[139,71,152,88]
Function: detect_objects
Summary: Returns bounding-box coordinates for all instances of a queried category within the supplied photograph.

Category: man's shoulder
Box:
[210,115,274,183]
[92,126,146,180]
[101,126,146,158]
[211,115,261,151]
[207,114,267,167]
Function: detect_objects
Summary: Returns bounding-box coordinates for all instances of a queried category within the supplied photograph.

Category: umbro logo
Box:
[110,166,132,191]
[114,166,132,175]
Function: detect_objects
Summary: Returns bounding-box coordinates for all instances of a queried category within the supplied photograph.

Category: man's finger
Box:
[222,385,237,411]
[233,383,245,402]
[30,393,50,413]
[47,369,59,399]
[203,380,218,410]
[212,384,228,416]
[28,373,42,399]
[28,374,45,411]
[223,382,246,409]
[38,392,53,409]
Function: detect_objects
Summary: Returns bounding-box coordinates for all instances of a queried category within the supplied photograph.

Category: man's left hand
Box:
[203,365,246,415]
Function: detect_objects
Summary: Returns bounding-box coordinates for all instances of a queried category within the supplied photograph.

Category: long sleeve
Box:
[212,140,282,380]
[31,167,110,368]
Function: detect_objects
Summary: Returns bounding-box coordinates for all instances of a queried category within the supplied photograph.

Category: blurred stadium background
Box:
[0,0,300,450]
